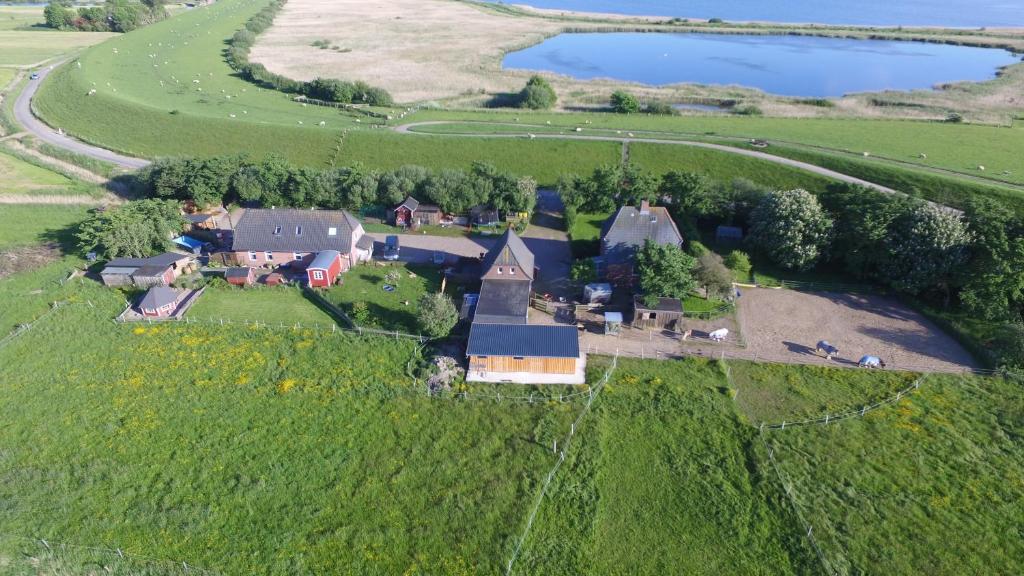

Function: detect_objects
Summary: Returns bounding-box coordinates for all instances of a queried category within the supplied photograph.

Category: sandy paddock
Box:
[735,287,976,373]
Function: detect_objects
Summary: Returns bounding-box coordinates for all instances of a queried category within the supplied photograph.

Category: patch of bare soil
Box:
[0,244,61,280]
[736,287,977,373]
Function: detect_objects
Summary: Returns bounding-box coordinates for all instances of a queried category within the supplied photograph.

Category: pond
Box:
[502,33,1020,98]
[483,0,1024,28]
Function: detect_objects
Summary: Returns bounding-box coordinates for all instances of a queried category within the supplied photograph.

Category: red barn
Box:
[306,250,342,288]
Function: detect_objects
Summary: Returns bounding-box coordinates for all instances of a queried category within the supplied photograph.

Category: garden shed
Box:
[632,296,684,332]
[306,250,342,288]
[225,267,255,286]
[137,287,183,317]
[715,225,743,244]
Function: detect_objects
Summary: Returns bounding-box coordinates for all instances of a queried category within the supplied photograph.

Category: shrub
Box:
[687,240,709,257]
[644,101,678,115]
[724,250,752,275]
[417,293,458,338]
[350,301,371,324]
[610,90,641,114]
[518,76,557,110]
[945,112,964,123]
[734,104,763,116]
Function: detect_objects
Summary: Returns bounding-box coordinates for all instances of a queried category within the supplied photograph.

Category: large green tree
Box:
[819,184,909,280]
[417,293,459,338]
[881,204,970,302]
[694,252,734,299]
[518,76,557,110]
[634,240,697,306]
[747,189,833,271]
[959,198,1024,320]
[77,200,186,259]
[610,90,640,114]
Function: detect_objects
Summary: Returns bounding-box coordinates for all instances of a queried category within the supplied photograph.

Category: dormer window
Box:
[497,267,503,274]
[273,226,282,235]
[509,267,516,275]
[295,226,303,236]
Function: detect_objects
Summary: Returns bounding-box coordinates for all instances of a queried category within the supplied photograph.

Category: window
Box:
[497,267,503,274]
[328,227,337,236]
[248,251,257,261]
[295,226,303,236]
[509,267,516,275]
[513,356,525,360]
[265,252,274,261]
[312,270,324,281]
[273,226,282,235]
[293,252,303,261]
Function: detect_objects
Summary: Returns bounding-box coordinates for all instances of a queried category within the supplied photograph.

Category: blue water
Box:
[503,33,1021,97]
[485,0,1024,28]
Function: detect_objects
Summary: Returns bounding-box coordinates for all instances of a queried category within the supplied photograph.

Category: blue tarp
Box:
[173,236,204,253]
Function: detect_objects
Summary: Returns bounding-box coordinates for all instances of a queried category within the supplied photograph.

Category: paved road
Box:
[15,63,150,170]
[394,121,901,194]
[521,189,574,300]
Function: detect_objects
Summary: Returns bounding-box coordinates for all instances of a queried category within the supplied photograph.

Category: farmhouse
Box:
[136,286,184,317]
[100,252,195,288]
[600,201,683,286]
[467,229,584,384]
[231,208,373,272]
[391,196,444,228]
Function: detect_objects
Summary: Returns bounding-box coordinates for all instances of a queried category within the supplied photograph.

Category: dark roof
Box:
[232,209,362,253]
[356,235,375,251]
[138,287,179,310]
[397,196,420,211]
[308,250,341,270]
[634,295,684,313]
[467,324,579,358]
[225,267,252,279]
[474,279,531,324]
[133,265,171,278]
[186,213,215,223]
[601,205,683,264]
[106,252,190,270]
[481,229,534,280]
[418,204,443,213]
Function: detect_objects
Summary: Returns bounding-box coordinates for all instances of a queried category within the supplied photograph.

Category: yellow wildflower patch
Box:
[277,379,297,394]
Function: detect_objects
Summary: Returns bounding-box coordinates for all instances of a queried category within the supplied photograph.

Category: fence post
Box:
[824,413,829,425]
[861,405,867,417]
[781,420,786,430]
[553,439,557,453]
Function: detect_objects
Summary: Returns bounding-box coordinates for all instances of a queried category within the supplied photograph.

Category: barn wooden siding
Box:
[470,355,576,375]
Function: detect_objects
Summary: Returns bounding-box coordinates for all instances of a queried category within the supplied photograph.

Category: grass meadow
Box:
[325,262,442,333]
[0,6,115,66]
[0,204,91,249]
[186,283,336,327]
[568,211,610,258]
[0,149,75,193]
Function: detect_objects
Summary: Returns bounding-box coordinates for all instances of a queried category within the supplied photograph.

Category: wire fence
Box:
[0,532,218,575]
[0,300,66,349]
[505,354,619,576]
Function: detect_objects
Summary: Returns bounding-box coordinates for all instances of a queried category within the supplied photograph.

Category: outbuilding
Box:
[715,225,743,244]
[137,287,182,317]
[466,324,585,384]
[306,250,342,288]
[224,267,256,286]
[392,196,444,228]
[632,295,685,332]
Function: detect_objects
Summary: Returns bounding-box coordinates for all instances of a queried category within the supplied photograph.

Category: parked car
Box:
[29,73,39,80]
[383,235,400,261]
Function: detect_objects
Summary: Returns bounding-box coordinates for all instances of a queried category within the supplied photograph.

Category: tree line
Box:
[225,0,393,107]
[44,0,166,32]
[560,163,1024,328]
[138,155,537,217]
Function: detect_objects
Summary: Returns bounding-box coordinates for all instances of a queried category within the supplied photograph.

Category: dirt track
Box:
[736,287,977,373]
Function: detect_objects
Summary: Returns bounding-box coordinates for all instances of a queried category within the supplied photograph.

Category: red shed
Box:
[225,266,255,286]
[306,250,342,288]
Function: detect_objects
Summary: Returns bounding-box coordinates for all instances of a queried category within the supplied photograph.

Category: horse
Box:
[816,340,839,360]
[858,355,886,369]
[709,328,729,342]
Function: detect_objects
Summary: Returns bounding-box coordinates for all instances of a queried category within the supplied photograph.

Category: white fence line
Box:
[505,354,618,575]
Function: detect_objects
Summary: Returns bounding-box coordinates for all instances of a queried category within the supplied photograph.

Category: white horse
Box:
[709,328,729,342]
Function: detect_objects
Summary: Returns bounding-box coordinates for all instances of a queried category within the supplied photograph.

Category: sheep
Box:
[919,153,927,159]
[978,165,985,171]
[318,121,326,126]
[575,127,582,132]
[863,151,871,157]
[229,114,236,118]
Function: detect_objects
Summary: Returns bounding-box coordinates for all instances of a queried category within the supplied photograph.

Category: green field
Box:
[0,204,90,249]
[186,283,336,326]
[0,150,75,193]
[569,211,611,257]
[325,262,443,333]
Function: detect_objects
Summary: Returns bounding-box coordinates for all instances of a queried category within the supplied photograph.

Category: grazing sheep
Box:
[978,165,985,171]
[318,121,326,126]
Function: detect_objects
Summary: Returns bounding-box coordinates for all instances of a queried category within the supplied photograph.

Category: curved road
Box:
[14,63,150,170]
[394,121,901,195]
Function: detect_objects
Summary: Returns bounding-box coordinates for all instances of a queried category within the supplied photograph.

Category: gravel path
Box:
[15,63,150,170]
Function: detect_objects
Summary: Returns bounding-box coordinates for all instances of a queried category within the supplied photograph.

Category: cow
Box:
[709,328,729,342]
[816,340,839,360]
[858,355,886,369]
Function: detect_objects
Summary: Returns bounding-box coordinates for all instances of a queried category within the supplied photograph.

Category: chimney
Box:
[639,200,650,215]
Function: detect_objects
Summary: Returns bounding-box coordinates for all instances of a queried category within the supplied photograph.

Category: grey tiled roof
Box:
[225,267,252,279]
[474,279,531,324]
[138,287,179,309]
[356,235,375,251]
[467,324,580,358]
[481,229,534,280]
[232,209,362,253]
[106,252,190,270]
[601,205,683,264]
[397,196,420,211]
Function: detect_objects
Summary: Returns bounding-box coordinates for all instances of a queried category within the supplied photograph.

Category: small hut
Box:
[137,287,182,317]
[632,296,684,332]
[715,225,743,244]
[225,267,255,287]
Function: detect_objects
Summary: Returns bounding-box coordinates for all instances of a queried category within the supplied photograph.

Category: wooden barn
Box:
[632,296,685,332]
[392,196,444,228]
[467,324,583,383]
[224,267,255,286]
[306,250,342,288]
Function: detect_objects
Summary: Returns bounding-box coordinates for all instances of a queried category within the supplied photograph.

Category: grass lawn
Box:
[0,204,90,249]
[0,29,116,66]
[569,211,611,258]
[0,280,577,574]
[765,371,1024,575]
[360,220,471,238]
[515,357,818,575]
[0,150,75,194]
[186,283,335,327]
[682,293,730,316]
[0,67,14,90]
[325,262,442,333]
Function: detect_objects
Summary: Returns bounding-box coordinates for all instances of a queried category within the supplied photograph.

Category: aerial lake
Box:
[484,0,1024,28]
[502,33,1021,98]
